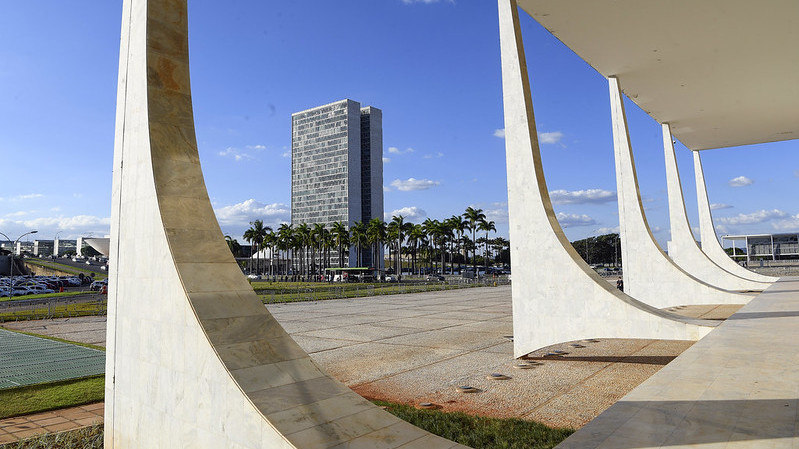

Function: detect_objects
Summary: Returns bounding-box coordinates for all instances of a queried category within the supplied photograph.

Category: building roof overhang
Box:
[517,0,799,150]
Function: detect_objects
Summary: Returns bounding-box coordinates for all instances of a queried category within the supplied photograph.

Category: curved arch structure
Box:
[498,0,717,359]
[609,77,755,308]
[105,1,469,447]
[661,123,770,291]
[692,151,779,283]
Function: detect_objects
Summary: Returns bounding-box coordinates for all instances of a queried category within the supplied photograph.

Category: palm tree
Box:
[448,215,467,273]
[350,221,367,267]
[407,224,424,275]
[262,231,277,278]
[312,223,326,280]
[331,221,349,268]
[422,218,438,274]
[366,218,386,269]
[277,223,293,276]
[463,207,486,275]
[295,223,311,279]
[389,216,412,279]
[479,219,496,275]
[224,235,241,258]
[244,220,270,276]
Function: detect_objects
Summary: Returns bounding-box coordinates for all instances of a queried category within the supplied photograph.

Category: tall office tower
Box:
[291,99,384,268]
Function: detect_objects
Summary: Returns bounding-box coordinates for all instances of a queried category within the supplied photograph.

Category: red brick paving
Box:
[0,403,103,444]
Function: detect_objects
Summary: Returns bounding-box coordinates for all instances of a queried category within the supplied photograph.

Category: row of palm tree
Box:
[226,207,506,280]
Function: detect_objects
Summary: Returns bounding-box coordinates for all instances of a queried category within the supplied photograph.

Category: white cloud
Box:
[385,206,427,222]
[539,131,564,145]
[716,209,788,226]
[213,199,290,227]
[710,203,733,210]
[493,128,564,146]
[382,157,391,163]
[390,178,440,192]
[595,226,620,235]
[728,176,753,187]
[0,193,44,202]
[5,211,31,218]
[483,202,509,225]
[423,152,444,159]
[246,144,266,150]
[794,170,799,178]
[772,214,799,232]
[549,189,616,205]
[556,212,596,228]
[387,146,415,155]
[218,147,254,162]
[281,151,291,158]
[0,214,111,239]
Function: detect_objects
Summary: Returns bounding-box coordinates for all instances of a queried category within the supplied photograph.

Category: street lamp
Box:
[0,230,38,290]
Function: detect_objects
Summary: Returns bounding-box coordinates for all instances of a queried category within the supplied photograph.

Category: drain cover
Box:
[503,335,514,341]
[417,402,438,409]
[570,344,586,348]
[513,363,535,369]
[487,373,510,380]
[457,385,480,393]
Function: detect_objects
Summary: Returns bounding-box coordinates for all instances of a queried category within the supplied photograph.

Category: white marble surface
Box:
[499,0,714,359]
[662,123,770,292]
[557,277,799,448]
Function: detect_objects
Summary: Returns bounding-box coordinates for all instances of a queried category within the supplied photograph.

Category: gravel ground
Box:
[0,286,740,429]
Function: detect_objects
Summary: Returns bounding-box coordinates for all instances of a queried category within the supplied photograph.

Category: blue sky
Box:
[1,1,797,248]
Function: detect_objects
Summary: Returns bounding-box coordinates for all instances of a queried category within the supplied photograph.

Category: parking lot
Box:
[0,275,106,298]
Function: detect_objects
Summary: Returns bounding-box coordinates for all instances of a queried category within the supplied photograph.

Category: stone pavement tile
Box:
[32,416,69,426]
[0,433,17,444]
[291,334,359,354]
[296,324,419,343]
[44,421,81,433]
[74,417,102,426]
[310,342,464,385]
[371,316,474,330]
[79,402,104,412]
[376,326,506,351]
[9,428,44,440]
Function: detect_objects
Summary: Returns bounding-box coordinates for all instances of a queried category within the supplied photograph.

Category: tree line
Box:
[225,206,510,280]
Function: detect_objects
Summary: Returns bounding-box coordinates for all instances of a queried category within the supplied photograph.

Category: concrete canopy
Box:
[517,0,799,150]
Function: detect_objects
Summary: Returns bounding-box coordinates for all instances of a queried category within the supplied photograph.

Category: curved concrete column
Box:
[105,1,468,447]
[662,123,768,291]
[499,0,715,359]
[610,77,754,308]
[692,151,779,283]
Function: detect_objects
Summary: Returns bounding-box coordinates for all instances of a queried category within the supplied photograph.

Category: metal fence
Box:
[0,297,107,322]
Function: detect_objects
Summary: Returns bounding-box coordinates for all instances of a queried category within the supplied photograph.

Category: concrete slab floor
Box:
[0,285,742,430]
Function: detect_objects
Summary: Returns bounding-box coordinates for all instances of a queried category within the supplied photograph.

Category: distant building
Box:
[291,99,384,268]
[722,232,799,262]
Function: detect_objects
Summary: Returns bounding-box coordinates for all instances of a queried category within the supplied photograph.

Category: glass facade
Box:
[291,99,384,268]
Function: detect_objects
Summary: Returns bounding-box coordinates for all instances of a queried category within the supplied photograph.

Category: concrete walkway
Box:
[0,403,102,444]
[557,277,799,448]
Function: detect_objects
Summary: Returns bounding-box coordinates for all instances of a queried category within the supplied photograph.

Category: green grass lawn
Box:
[252,280,480,303]
[376,401,574,449]
[4,402,572,449]
[0,301,106,323]
[0,376,105,420]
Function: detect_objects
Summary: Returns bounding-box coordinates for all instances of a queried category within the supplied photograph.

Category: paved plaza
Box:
[2,285,740,431]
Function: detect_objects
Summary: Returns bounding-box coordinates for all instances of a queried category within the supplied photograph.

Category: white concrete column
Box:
[609,77,753,307]
[692,151,778,282]
[499,0,714,358]
[662,124,768,291]
[106,1,462,447]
